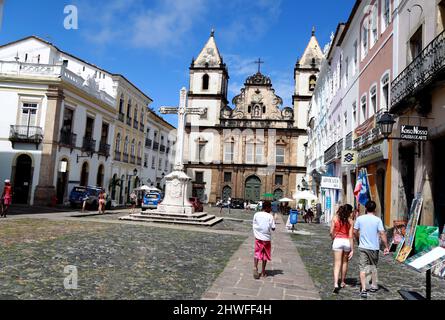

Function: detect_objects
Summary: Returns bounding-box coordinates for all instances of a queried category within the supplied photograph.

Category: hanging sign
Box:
[342,150,358,166]
[400,125,428,141]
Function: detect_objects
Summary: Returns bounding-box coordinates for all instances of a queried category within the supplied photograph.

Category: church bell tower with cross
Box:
[188,29,229,127]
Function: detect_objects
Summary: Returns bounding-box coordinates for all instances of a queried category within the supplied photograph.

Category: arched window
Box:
[119,94,124,114]
[248,106,252,113]
[115,133,121,152]
[131,139,135,156]
[309,75,317,91]
[202,74,210,90]
[127,99,132,118]
[96,164,104,187]
[124,136,129,154]
[80,162,89,186]
[134,105,138,121]
[262,106,266,114]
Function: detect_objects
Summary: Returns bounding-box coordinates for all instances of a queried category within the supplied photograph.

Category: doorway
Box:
[376,168,386,222]
[399,145,415,212]
[80,162,89,186]
[13,154,33,204]
[56,159,69,204]
[434,137,445,232]
[222,186,232,201]
[245,176,261,202]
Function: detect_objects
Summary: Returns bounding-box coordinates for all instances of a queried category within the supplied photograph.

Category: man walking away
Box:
[271,200,279,223]
[354,201,390,299]
[252,201,276,279]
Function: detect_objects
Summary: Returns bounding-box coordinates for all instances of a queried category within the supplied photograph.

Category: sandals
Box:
[253,269,260,280]
[333,287,340,294]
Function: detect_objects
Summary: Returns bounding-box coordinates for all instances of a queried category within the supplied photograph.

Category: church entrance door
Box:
[245,176,261,202]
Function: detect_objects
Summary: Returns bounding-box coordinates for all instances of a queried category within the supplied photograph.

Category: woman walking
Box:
[330,204,354,294]
[1,180,12,218]
[98,190,106,214]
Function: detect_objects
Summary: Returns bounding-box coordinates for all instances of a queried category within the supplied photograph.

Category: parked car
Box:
[247,202,259,210]
[189,197,204,213]
[142,192,163,211]
[230,199,245,209]
[69,186,103,210]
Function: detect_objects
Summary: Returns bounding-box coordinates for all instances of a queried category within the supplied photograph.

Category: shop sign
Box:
[400,125,428,141]
[357,140,388,166]
[321,176,341,190]
[342,150,358,166]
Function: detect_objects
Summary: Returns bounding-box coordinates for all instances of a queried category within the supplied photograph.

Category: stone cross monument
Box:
[158,87,207,215]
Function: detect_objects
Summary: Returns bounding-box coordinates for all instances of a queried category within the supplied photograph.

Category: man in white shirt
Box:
[253,201,276,279]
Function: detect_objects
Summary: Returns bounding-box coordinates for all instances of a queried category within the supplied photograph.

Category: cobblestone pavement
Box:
[290,223,445,300]
[203,215,320,300]
[0,218,245,300]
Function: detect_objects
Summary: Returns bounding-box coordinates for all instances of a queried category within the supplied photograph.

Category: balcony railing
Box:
[133,119,139,129]
[153,142,159,150]
[82,137,96,153]
[118,113,125,122]
[324,143,337,165]
[123,153,129,162]
[336,139,343,158]
[160,145,166,153]
[392,29,445,110]
[9,125,43,145]
[345,132,353,150]
[98,142,110,157]
[114,151,121,161]
[126,117,132,126]
[145,138,152,148]
[59,130,77,148]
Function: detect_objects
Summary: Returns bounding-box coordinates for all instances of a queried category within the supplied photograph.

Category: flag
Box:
[354,169,370,206]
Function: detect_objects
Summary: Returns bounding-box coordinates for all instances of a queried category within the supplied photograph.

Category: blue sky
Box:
[0,0,355,126]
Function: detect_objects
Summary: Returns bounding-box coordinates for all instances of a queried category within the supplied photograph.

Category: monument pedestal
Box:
[120,170,223,226]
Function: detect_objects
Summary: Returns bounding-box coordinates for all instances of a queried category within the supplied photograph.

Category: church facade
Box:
[183,31,322,204]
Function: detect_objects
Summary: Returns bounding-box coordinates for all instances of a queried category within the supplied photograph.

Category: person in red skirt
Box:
[1,179,12,218]
[252,201,276,279]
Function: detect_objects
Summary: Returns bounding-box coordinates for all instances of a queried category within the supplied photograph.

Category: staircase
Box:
[120,211,223,227]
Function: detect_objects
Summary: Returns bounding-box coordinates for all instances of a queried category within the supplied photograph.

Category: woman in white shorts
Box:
[330,204,354,294]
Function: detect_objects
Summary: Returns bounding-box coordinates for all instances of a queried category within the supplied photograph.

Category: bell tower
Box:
[188,30,229,127]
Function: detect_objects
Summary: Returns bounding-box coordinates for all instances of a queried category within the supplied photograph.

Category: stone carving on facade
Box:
[197,48,218,67]
[282,107,294,120]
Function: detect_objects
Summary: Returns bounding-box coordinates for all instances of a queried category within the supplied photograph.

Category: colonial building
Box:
[183,31,318,204]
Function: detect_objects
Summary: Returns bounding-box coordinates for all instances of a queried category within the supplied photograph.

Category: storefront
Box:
[320,176,342,224]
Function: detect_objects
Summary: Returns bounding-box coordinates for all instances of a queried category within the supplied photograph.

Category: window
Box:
[198,143,206,162]
[410,26,423,62]
[345,57,349,85]
[275,175,283,186]
[144,154,148,168]
[344,112,348,133]
[138,142,142,158]
[246,143,254,163]
[164,160,168,171]
[119,94,124,114]
[202,74,210,90]
[196,172,204,183]
[370,5,378,46]
[20,103,38,127]
[360,95,367,123]
[127,99,132,118]
[381,74,390,110]
[276,146,285,164]
[362,24,369,58]
[224,142,234,163]
[370,86,377,117]
[352,102,357,129]
[151,156,156,169]
[116,134,121,153]
[134,106,138,122]
[256,144,264,164]
[353,41,358,75]
[131,139,135,156]
[159,158,162,170]
[224,172,232,183]
[309,75,317,91]
[62,108,74,134]
[383,0,391,30]
[124,136,129,154]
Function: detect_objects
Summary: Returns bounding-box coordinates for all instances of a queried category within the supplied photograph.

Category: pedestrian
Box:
[1,180,12,218]
[98,190,106,214]
[130,191,138,214]
[244,200,247,212]
[252,201,276,279]
[330,204,354,294]
[306,208,314,223]
[354,200,390,299]
[227,197,231,214]
[271,200,279,223]
[81,193,89,212]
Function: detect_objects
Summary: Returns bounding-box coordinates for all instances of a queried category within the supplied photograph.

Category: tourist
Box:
[1,179,12,218]
[98,190,106,214]
[252,201,276,279]
[330,205,354,294]
[130,191,138,214]
[244,200,248,212]
[354,200,390,299]
[82,193,89,212]
[306,208,314,223]
[271,200,279,223]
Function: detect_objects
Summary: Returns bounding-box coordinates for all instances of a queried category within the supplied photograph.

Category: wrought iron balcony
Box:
[118,113,125,122]
[345,132,353,149]
[391,29,445,112]
[9,126,43,146]
[98,142,110,157]
[59,130,77,149]
[324,142,337,165]
[82,137,96,153]
[153,142,159,150]
[145,138,152,148]
[160,145,166,153]
[114,151,121,161]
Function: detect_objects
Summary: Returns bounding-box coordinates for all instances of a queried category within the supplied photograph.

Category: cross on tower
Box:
[254,58,264,73]
[160,88,207,171]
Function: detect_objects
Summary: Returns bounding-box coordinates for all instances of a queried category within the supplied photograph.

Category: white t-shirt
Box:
[253,211,276,241]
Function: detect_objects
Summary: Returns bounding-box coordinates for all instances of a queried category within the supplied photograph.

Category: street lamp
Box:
[377,111,396,139]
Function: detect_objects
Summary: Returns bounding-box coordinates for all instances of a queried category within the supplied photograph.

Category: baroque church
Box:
[183,30,323,204]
